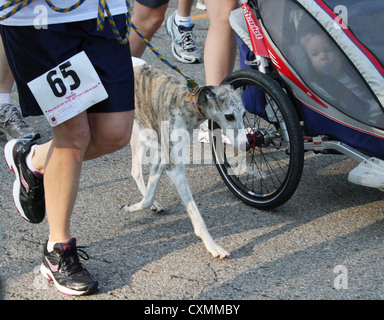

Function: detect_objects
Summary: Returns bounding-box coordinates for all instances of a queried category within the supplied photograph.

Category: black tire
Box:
[210,69,304,210]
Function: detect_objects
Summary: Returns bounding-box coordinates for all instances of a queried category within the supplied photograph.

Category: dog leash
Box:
[96,0,201,92]
[129,21,201,92]
[0,0,201,93]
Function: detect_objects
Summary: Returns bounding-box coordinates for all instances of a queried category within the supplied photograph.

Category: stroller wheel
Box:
[210,69,304,210]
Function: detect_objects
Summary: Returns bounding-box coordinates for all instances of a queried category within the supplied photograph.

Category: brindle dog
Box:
[123,58,247,258]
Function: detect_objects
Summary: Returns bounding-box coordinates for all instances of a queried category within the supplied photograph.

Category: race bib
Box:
[28,51,108,127]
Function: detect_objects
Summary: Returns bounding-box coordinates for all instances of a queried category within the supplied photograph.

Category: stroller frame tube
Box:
[240,0,269,73]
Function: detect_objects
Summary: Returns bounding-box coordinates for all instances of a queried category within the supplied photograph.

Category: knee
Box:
[147,14,165,31]
[53,122,92,152]
[110,128,132,152]
[133,13,164,36]
[86,110,134,159]
[92,126,132,155]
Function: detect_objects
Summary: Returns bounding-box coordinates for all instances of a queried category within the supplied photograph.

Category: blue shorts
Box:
[0,15,134,117]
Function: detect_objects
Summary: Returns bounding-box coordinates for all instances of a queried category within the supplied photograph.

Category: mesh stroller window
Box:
[323,0,384,67]
[258,0,384,129]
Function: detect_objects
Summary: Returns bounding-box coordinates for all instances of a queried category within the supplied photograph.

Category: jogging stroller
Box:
[209,0,384,210]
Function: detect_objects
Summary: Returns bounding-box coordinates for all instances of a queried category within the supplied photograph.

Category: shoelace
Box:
[0,104,29,130]
[58,246,90,275]
[177,26,198,51]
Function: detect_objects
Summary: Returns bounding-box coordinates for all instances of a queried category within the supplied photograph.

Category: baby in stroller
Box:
[298,26,383,126]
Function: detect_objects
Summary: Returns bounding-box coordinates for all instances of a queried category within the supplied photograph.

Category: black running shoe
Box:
[4,139,45,223]
[40,238,99,296]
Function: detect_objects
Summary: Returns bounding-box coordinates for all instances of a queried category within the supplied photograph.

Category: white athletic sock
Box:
[47,241,57,253]
[47,239,72,252]
[0,93,11,105]
[25,144,41,173]
[175,12,192,27]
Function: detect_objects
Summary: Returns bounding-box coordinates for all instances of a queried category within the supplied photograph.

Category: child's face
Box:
[303,34,343,76]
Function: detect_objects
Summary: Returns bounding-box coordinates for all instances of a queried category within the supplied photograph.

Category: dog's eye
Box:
[225,114,235,121]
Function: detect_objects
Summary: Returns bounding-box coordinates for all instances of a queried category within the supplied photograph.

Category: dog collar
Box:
[185,87,206,120]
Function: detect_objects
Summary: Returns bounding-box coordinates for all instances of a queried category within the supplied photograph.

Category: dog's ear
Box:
[197,86,215,105]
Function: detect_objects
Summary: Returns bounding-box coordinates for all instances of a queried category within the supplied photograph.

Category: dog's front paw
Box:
[207,243,230,259]
[122,200,161,213]
[150,201,165,213]
[212,248,230,259]
[121,203,142,213]
[121,204,131,213]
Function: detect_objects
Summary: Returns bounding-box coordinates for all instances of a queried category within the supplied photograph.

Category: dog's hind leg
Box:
[129,131,165,213]
[165,164,230,259]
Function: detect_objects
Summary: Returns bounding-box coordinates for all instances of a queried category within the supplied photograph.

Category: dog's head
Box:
[198,84,247,151]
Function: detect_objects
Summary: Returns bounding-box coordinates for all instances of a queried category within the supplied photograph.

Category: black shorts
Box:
[136,0,169,9]
[0,15,134,117]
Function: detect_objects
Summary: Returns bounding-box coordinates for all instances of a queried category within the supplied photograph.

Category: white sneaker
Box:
[196,0,206,11]
[0,103,40,141]
[165,11,201,64]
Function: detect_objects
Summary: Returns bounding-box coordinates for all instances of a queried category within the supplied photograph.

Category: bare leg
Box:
[0,36,14,94]
[203,0,239,85]
[177,0,194,17]
[32,110,134,243]
[129,2,169,57]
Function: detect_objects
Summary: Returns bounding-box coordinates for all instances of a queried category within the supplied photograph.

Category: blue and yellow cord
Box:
[0,0,200,91]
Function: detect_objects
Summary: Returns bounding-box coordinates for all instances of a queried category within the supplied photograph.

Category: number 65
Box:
[46,61,81,97]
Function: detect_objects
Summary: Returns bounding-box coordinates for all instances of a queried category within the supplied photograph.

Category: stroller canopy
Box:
[257,0,384,129]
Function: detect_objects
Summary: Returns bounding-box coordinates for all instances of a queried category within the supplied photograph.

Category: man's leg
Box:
[204,0,238,85]
[31,110,134,242]
[130,1,169,57]
[0,36,39,141]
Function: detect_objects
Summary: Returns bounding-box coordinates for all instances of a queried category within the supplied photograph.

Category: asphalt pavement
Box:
[1,0,384,304]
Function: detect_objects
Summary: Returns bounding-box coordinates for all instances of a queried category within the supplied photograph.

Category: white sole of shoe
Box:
[3,139,30,222]
[40,263,93,296]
